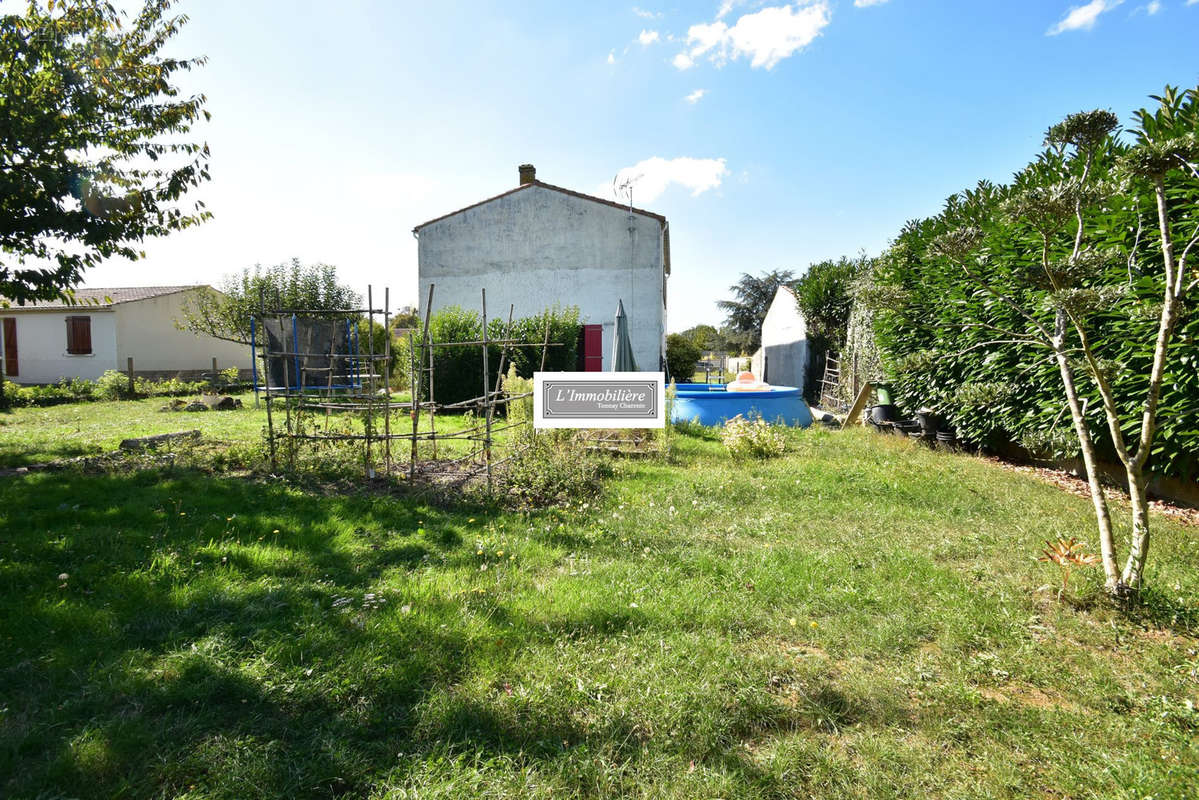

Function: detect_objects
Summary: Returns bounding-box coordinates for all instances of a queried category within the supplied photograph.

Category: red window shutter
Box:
[66,316,92,355]
[3,318,17,376]
[583,324,603,372]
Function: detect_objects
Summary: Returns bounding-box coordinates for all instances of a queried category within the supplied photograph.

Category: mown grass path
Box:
[1,423,1196,798]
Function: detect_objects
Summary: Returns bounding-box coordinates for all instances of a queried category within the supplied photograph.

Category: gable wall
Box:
[417,186,667,371]
[114,289,250,373]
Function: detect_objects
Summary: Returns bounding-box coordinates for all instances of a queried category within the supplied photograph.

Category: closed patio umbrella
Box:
[611,298,638,371]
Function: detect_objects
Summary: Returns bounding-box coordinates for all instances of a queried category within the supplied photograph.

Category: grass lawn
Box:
[1,408,1197,798]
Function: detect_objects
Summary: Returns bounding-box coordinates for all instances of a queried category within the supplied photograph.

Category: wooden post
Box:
[409,330,419,481]
[481,289,491,494]
[383,287,392,477]
[126,357,134,397]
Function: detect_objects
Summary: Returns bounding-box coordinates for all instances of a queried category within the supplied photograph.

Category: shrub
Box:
[666,333,702,382]
[501,431,610,508]
[502,364,533,422]
[400,306,581,407]
[721,414,786,460]
[96,370,132,400]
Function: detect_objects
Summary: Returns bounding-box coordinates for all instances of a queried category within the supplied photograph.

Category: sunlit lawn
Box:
[0,416,1196,798]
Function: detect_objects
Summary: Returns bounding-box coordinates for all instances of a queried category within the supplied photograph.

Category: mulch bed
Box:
[986,456,1199,527]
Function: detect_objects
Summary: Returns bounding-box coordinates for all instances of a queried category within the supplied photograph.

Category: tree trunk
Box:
[1121,467,1151,589]
[1055,340,1117,592]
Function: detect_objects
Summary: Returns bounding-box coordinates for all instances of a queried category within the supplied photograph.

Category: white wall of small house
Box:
[114,290,250,373]
[1,310,118,383]
[417,185,668,371]
[759,286,809,393]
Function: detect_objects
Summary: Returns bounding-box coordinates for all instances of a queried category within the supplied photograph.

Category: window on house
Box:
[66,316,92,355]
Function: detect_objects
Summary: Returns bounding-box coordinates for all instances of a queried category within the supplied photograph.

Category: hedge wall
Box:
[870,86,1199,482]
[398,306,580,407]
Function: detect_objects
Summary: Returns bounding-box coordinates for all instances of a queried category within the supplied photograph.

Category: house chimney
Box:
[518,164,536,185]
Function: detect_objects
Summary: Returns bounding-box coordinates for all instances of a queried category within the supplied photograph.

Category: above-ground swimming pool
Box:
[672,383,813,427]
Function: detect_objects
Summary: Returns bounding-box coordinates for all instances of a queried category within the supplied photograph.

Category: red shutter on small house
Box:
[66,316,92,355]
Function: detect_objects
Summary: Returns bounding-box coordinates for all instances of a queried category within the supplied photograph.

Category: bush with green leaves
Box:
[502,364,534,422]
[500,431,611,508]
[720,414,786,460]
[666,333,702,382]
[399,306,580,407]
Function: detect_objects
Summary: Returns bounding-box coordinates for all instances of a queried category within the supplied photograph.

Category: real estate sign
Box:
[534,371,665,429]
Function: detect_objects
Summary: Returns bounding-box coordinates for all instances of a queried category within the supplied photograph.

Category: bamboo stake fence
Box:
[254,284,561,489]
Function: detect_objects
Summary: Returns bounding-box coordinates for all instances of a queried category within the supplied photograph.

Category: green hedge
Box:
[870,86,1199,482]
[2,369,244,408]
[398,306,580,407]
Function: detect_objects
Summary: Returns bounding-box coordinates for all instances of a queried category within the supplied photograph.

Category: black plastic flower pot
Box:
[915,409,941,436]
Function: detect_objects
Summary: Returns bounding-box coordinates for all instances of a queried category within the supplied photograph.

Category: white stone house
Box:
[1,286,250,384]
[413,164,669,371]
[751,286,809,393]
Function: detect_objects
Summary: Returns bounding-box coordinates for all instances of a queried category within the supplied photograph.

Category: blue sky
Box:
[63,0,1199,330]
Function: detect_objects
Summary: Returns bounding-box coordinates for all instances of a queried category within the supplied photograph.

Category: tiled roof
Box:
[2,285,206,310]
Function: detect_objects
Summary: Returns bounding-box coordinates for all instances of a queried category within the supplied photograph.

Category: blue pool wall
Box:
[671,384,813,428]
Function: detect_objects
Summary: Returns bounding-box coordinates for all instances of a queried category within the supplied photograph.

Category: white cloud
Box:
[638,29,660,45]
[1047,0,1122,35]
[633,6,662,18]
[601,157,729,204]
[1188,0,1198,6]
[716,0,742,19]
[685,88,707,104]
[1146,0,1161,12]
[607,50,616,64]
[672,3,831,71]
[854,0,890,6]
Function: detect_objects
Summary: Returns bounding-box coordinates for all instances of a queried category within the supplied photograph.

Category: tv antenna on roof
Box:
[612,172,642,212]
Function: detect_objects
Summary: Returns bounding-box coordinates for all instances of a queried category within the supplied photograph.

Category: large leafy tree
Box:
[1,0,210,304]
[178,260,362,345]
[716,269,795,351]
[793,256,868,347]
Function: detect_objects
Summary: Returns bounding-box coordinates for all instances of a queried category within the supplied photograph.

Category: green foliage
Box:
[872,85,1199,481]
[717,269,796,351]
[500,431,610,508]
[839,268,884,405]
[95,369,132,401]
[2,370,219,407]
[502,364,533,422]
[794,255,870,401]
[399,306,581,407]
[665,333,702,382]
[793,256,867,347]
[0,0,211,304]
[178,259,361,345]
[720,414,786,460]
[678,323,718,350]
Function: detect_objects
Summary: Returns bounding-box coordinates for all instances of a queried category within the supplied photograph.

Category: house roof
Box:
[413,180,668,231]
[412,180,671,274]
[1,285,207,310]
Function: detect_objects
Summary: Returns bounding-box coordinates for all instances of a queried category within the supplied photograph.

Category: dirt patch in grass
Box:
[978,684,1087,714]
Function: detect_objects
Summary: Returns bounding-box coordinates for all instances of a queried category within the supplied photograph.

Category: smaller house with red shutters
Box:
[413,164,669,372]
[1,286,250,385]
